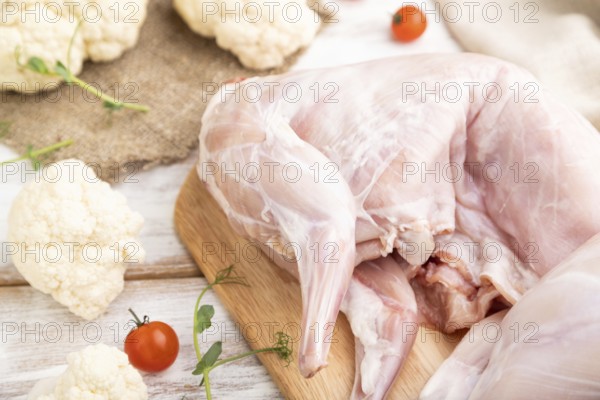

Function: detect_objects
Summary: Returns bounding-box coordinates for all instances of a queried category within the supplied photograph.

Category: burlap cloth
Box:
[0,0,297,179]
[437,0,600,129]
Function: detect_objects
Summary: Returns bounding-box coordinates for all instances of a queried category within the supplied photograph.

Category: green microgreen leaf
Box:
[196,305,215,334]
[54,61,72,83]
[26,57,50,75]
[213,265,250,287]
[192,341,222,376]
[103,100,124,111]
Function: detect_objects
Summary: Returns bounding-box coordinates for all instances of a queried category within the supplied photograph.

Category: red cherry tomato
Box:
[124,309,179,373]
[391,5,427,42]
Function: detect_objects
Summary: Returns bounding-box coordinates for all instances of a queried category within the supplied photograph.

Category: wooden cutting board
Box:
[174,169,458,399]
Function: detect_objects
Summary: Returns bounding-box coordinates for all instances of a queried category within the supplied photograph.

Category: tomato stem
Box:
[128,308,145,327]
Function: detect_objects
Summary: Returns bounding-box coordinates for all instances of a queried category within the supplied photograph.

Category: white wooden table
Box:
[0,1,459,398]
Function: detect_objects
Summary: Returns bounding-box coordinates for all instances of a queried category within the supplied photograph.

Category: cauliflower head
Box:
[8,159,145,320]
[173,0,320,70]
[1,0,148,92]
[29,344,148,400]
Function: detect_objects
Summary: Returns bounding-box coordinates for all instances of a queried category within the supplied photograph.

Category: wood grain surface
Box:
[0,255,200,286]
[174,169,459,400]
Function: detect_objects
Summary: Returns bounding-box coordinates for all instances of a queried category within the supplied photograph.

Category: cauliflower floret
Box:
[60,0,148,62]
[174,0,320,70]
[0,1,85,92]
[1,0,147,92]
[8,159,145,320]
[29,344,148,400]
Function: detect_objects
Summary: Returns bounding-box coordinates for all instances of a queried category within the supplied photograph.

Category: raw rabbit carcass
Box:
[198,54,600,397]
[421,232,600,399]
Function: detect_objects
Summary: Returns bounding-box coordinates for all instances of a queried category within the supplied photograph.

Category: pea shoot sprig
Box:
[17,55,149,113]
[15,21,149,113]
[193,266,293,399]
[0,138,74,170]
